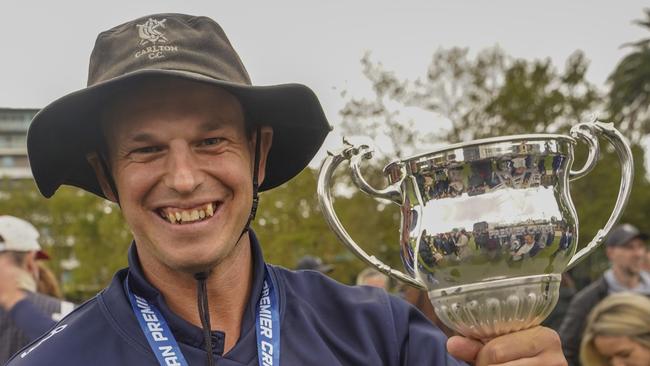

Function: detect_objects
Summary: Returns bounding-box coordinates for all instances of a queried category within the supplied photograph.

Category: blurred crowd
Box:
[297,222,650,366]
[1,215,649,365]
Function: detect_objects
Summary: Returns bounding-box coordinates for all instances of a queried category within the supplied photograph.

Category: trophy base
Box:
[428,274,561,340]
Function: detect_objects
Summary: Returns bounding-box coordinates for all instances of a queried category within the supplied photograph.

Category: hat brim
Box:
[28,69,332,198]
[607,231,649,247]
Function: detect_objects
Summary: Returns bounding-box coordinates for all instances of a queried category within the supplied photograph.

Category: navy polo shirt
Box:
[7,232,465,365]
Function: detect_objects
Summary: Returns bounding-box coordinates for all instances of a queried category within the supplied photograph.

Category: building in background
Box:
[0,108,38,179]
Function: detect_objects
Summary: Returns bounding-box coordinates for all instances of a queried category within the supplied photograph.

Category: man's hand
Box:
[0,255,28,310]
[447,326,567,366]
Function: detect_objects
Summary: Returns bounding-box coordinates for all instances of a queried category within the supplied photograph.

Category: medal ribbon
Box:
[126,265,281,366]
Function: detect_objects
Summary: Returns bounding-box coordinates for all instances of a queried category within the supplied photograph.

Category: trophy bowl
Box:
[317,121,633,339]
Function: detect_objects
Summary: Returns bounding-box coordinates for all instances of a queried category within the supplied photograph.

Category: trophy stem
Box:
[428,274,561,340]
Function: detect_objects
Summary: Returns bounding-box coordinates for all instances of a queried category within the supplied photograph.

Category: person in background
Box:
[0,216,74,363]
[642,248,650,273]
[559,223,650,366]
[36,262,63,299]
[455,229,471,259]
[295,255,333,274]
[356,267,390,290]
[580,293,650,366]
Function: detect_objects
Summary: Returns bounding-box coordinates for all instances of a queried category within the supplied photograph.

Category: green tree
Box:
[608,8,650,141]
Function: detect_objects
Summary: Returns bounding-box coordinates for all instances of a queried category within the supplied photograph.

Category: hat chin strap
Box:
[98,154,121,205]
[193,126,262,365]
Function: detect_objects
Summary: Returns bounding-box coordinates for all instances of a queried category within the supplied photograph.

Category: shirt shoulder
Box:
[268,265,466,366]
[5,295,102,365]
[6,270,151,366]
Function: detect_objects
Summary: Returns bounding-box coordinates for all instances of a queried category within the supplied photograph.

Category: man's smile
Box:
[157,202,220,224]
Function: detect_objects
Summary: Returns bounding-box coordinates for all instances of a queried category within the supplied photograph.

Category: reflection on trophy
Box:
[317,121,634,339]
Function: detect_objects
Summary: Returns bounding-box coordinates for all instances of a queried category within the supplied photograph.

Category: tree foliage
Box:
[608,8,650,142]
[340,47,600,159]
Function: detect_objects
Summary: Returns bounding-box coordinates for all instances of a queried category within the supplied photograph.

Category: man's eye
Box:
[132,146,162,154]
[200,138,222,146]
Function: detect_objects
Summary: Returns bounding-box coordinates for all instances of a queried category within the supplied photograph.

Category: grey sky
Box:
[1,1,647,160]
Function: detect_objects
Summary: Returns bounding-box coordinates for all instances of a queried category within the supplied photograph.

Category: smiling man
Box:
[7,13,566,366]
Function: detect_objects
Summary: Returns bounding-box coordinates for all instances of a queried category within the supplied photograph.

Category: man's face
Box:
[607,238,648,277]
[96,79,271,274]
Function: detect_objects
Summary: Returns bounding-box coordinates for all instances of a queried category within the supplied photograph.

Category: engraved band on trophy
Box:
[317,121,634,339]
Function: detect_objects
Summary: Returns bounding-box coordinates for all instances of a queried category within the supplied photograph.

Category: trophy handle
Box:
[566,121,634,270]
[317,139,427,289]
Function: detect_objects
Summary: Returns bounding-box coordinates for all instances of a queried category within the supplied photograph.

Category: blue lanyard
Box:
[126,265,281,366]
[255,269,281,366]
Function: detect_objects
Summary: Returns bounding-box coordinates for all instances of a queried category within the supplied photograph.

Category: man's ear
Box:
[86,152,118,203]
[253,126,273,185]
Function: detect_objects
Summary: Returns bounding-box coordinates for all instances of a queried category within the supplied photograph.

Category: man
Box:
[0,216,74,363]
[455,229,470,259]
[559,223,650,366]
[7,13,565,365]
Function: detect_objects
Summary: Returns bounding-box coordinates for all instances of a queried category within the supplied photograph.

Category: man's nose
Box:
[164,144,204,194]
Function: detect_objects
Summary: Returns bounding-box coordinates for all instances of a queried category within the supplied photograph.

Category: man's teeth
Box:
[164,203,215,224]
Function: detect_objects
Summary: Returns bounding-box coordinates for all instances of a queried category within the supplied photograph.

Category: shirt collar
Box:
[125,230,267,357]
[604,268,650,295]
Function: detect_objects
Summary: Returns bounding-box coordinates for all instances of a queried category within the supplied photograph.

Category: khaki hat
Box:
[27,13,331,199]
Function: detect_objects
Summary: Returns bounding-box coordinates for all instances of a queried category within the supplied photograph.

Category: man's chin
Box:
[170,259,221,276]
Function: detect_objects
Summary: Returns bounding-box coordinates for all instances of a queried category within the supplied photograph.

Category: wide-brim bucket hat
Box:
[28,13,331,199]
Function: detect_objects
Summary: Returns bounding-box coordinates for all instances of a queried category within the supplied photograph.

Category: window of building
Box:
[1,156,15,167]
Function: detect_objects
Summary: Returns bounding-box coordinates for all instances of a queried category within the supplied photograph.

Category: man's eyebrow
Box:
[199,119,224,132]
[127,132,157,143]
[122,120,227,142]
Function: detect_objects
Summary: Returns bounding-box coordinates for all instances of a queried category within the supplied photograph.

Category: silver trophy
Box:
[317,121,633,339]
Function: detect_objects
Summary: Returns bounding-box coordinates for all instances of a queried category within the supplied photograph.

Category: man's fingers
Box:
[481,351,567,366]
[476,327,565,366]
[447,335,483,362]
